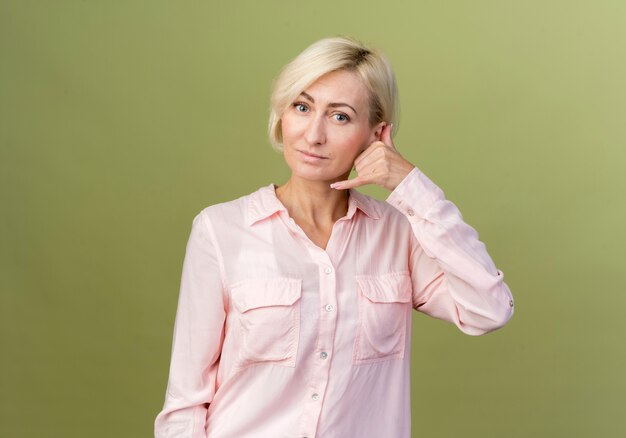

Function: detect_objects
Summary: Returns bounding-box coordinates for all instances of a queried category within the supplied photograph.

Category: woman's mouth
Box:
[299,150,328,162]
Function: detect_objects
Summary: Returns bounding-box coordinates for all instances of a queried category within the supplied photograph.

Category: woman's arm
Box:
[155,210,226,437]
[331,124,513,335]
[387,166,514,335]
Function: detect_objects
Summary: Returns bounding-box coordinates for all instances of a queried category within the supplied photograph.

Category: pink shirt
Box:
[154,166,514,438]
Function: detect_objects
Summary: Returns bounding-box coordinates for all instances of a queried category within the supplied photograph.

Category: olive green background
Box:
[1,1,624,437]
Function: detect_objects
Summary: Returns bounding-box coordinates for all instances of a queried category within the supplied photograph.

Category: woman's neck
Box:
[274,176,350,228]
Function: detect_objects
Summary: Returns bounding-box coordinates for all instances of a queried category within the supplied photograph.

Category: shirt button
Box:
[324,266,332,274]
[320,351,328,359]
[509,299,514,307]
[325,304,334,312]
[312,393,320,401]
[407,208,415,216]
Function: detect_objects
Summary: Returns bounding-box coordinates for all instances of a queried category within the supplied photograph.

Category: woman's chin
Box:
[289,168,348,185]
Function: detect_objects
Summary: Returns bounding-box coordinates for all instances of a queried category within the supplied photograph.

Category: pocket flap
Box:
[356,271,413,304]
[230,277,302,313]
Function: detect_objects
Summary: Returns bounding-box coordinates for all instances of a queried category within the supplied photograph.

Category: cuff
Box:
[385,166,446,219]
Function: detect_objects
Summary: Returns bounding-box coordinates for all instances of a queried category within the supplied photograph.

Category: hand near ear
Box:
[330,123,416,192]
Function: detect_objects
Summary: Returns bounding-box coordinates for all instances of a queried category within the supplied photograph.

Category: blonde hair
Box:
[267,35,399,152]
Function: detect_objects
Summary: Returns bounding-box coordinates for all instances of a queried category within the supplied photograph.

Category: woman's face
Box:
[280,69,384,184]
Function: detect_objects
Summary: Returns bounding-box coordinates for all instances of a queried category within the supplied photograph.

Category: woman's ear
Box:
[373,122,387,141]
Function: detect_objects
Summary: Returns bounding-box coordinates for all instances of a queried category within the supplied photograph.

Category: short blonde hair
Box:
[267,35,399,152]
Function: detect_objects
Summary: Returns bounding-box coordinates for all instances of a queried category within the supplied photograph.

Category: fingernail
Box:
[330,182,341,189]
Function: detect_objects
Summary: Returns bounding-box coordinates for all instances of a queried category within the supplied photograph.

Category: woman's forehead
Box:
[302,70,368,105]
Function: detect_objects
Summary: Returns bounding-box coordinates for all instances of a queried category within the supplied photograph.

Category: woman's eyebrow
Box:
[299,92,358,115]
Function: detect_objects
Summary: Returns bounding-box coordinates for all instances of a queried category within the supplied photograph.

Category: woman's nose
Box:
[304,114,326,145]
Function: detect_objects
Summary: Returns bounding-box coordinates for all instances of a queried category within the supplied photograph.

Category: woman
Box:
[154,36,514,438]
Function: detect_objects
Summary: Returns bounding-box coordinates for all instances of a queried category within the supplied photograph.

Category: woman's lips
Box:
[299,150,328,162]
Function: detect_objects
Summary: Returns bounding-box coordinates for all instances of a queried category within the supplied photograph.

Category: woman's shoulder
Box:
[194,183,274,226]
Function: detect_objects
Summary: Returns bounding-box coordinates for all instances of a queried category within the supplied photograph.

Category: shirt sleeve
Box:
[386,166,514,335]
[154,210,226,437]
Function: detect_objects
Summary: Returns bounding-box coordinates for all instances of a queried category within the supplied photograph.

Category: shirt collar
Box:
[247,183,382,226]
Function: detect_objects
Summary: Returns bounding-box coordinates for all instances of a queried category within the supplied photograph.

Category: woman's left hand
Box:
[330,123,416,192]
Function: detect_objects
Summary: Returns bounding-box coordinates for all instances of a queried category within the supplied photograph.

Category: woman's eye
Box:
[334,113,349,122]
[293,102,308,112]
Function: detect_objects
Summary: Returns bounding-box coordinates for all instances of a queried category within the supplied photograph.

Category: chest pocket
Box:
[230,277,302,371]
[353,271,413,365]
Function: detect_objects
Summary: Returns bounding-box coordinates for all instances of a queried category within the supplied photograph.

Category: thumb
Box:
[381,123,395,149]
